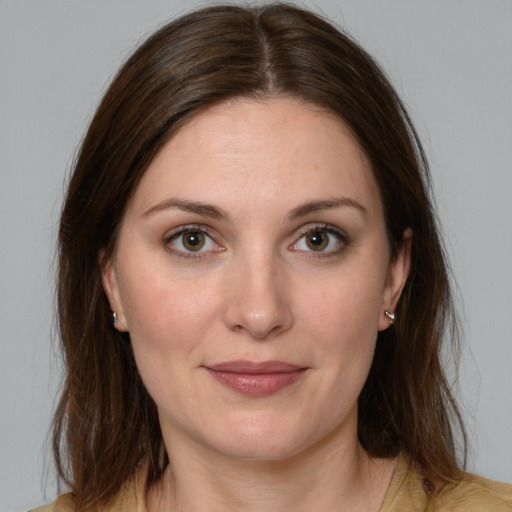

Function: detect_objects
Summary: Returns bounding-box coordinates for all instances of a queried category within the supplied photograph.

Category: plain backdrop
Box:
[1,0,511,510]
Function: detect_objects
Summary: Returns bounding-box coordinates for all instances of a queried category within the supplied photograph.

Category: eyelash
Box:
[164,223,349,260]
[164,224,221,260]
[291,224,349,259]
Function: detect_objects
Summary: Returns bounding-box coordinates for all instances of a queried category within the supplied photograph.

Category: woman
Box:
[33,4,512,511]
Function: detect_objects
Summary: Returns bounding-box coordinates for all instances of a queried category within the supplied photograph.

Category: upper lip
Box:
[206,360,305,374]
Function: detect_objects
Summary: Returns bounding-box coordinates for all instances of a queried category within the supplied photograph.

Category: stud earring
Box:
[384,310,395,324]
[112,311,119,326]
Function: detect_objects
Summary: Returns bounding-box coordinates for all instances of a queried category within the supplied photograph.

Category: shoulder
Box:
[29,493,75,512]
[28,464,147,512]
[382,454,512,512]
[429,472,512,511]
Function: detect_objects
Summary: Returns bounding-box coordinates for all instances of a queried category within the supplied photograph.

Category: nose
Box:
[223,251,294,340]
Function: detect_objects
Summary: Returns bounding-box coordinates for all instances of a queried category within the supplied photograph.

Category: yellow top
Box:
[381,455,512,511]
[31,454,512,511]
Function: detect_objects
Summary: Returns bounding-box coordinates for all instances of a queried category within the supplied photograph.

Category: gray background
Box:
[1,0,511,509]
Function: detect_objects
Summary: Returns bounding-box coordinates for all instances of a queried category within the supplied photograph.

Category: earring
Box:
[112,311,119,326]
[384,310,395,324]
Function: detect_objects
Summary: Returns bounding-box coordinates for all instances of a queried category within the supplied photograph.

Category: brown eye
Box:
[305,230,329,251]
[290,225,347,255]
[181,231,205,251]
[166,227,222,258]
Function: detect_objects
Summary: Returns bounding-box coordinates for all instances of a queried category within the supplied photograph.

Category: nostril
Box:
[223,266,294,339]
[229,316,290,340]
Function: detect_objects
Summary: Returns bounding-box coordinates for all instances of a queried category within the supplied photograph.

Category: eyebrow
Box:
[142,196,366,222]
[287,197,367,219]
[143,198,230,221]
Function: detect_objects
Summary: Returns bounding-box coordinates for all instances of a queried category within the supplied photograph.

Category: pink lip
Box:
[205,360,307,396]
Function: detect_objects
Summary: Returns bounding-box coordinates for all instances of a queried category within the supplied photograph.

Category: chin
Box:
[212,438,304,463]
[200,415,322,463]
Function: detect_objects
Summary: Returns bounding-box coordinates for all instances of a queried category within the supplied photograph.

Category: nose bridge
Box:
[225,243,293,339]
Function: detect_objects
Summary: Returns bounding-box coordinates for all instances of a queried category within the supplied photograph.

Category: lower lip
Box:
[206,369,306,396]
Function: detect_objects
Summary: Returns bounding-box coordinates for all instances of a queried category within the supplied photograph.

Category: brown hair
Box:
[54,3,466,509]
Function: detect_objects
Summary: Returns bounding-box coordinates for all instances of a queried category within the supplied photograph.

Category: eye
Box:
[304,231,329,251]
[290,225,347,254]
[166,227,221,256]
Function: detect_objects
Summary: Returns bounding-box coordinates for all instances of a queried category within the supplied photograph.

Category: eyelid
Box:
[296,223,347,239]
[290,223,349,255]
[164,224,224,258]
[164,223,212,241]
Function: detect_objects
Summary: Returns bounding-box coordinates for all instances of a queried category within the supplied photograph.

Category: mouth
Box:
[204,360,308,396]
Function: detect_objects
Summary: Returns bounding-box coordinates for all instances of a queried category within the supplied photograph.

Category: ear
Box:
[100,250,129,332]
[378,228,412,331]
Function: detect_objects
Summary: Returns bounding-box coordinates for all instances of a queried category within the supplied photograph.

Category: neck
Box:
[147,427,396,512]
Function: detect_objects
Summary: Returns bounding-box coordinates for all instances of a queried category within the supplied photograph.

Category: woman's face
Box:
[103,97,410,462]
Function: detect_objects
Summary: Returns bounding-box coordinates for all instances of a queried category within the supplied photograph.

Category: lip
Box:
[205,360,307,396]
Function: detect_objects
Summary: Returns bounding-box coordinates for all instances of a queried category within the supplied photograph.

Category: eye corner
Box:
[289,223,349,257]
[164,224,224,259]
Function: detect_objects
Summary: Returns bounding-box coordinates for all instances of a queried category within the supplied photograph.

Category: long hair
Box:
[54,4,466,509]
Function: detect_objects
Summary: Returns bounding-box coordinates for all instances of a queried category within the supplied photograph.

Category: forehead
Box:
[127,97,382,219]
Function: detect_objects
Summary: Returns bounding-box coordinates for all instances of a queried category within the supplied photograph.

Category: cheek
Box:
[296,267,384,392]
[299,267,384,343]
[118,263,221,364]
[119,268,223,416]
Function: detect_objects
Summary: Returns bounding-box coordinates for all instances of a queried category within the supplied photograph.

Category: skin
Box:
[103,97,411,511]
